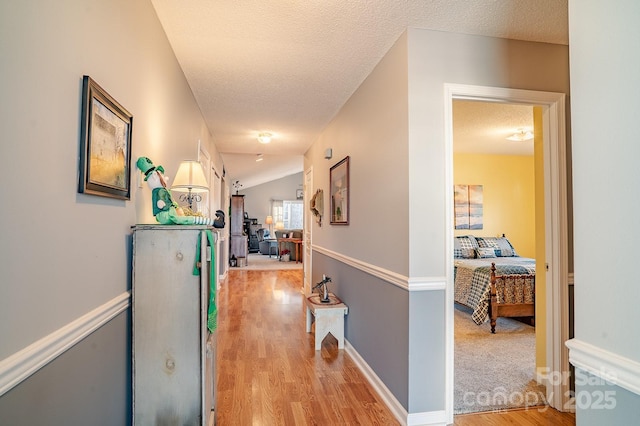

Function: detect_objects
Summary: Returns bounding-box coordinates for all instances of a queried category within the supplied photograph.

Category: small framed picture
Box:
[330,156,350,225]
[296,189,303,199]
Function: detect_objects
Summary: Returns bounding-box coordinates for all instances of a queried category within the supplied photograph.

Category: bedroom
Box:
[452,99,541,414]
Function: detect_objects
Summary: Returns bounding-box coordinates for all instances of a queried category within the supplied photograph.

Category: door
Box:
[303,166,313,293]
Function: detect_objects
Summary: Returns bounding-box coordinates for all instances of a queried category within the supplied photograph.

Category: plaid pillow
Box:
[454,235,479,258]
[476,236,517,257]
[476,247,497,258]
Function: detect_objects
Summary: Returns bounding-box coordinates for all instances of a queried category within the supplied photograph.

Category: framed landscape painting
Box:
[454,184,483,230]
[78,76,133,200]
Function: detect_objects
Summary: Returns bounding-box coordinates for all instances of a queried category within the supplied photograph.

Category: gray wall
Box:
[0,313,130,425]
[406,28,570,278]
[574,370,640,425]
[305,28,569,417]
[0,1,222,422]
[405,29,569,415]
[312,253,410,407]
[306,31,410,275]
[568,1,640,423]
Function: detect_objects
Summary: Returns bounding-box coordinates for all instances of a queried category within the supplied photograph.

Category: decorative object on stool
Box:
[305,291,348,350]
[312,275,332,303]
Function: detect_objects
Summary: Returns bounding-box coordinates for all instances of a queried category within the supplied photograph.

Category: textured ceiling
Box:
[150,0,567,188]
[454,101,534,156]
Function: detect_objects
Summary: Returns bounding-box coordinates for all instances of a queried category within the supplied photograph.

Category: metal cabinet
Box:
[132,225,216,426]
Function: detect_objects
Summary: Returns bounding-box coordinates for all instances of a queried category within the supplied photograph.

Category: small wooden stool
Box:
[305,293,348,350]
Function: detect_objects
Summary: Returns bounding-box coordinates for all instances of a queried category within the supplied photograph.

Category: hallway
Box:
[215,269,399,425]
[215,269,575,425]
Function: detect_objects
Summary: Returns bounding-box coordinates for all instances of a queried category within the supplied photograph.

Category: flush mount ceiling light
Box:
[256,153,263,162]
[257,132,272,144]
[506,129,534,141]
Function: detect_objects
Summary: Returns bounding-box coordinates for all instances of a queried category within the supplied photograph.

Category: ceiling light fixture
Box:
[256,154,263,162]
[258,132,272,144]
[506,129,534,141]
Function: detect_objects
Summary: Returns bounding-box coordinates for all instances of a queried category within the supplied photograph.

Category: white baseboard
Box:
[0,291,130,396]
[345,340,447,426]
[407,410,448,426]
[345,339,408,425]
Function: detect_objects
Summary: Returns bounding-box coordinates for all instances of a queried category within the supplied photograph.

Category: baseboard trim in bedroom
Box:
[0,291,130,397]
[566,338,640,396]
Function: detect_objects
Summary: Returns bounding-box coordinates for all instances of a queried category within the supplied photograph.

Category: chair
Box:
[257,228,278,256]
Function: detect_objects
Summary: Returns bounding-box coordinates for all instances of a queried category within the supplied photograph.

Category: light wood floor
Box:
[454,407,575,425]
[216,269,575,425]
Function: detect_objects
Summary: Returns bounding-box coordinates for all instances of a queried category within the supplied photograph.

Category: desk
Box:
[277,238,302,263]
[305,293,348,350]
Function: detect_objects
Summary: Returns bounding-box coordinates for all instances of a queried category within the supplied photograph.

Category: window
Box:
[272,200,303,229]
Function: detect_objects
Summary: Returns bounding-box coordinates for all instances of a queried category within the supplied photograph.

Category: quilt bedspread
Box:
[454,257,535,325]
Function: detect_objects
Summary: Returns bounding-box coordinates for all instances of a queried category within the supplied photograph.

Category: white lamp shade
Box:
[265,215,273,225]
[171,160,209,193]
[275,221,284,230]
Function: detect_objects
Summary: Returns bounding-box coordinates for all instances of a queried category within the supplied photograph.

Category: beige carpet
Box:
[231,253,303,271]
[454,303,546,414]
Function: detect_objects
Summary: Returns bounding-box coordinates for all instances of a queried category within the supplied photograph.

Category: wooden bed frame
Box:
[488,262,535,334]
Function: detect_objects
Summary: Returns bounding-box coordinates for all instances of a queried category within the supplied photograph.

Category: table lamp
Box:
[265,215,273,238]
[171,160,209,211]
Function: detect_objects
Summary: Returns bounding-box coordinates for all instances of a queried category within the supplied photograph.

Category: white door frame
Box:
[444,84,570,421]
[303,166,313,294]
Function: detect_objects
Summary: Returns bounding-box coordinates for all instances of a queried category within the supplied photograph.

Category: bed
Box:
[453,235,536,333]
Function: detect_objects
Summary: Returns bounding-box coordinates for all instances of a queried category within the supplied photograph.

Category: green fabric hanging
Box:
[194,229,217,332]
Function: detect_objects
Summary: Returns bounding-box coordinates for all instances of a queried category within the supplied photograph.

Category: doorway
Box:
[303,166,313,294]
[452,100,541,414]
[444,84,570,421]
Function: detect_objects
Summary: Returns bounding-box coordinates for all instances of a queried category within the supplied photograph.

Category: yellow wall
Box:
[454,153,536,258]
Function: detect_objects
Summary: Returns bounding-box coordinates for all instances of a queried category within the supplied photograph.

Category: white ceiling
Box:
[150,0,567,188]
[454,101,534,155]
